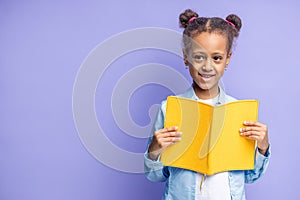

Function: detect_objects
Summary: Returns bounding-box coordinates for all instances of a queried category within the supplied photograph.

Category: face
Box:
[184,32,231,96]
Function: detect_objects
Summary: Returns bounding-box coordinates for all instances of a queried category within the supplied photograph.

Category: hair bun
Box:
[225,14,242,33]
[179,9,199,29]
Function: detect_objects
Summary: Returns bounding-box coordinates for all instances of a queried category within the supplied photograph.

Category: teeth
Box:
[201,74,212,78]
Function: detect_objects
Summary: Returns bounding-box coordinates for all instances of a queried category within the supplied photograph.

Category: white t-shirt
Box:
[195,95,231,200]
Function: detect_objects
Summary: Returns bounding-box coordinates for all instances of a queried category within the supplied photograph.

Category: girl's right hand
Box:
[147,126,182,161]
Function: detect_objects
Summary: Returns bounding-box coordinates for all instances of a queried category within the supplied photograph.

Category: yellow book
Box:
[161,96,258,175]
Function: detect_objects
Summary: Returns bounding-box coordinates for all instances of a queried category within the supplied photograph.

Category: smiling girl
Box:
[144,9,270,200]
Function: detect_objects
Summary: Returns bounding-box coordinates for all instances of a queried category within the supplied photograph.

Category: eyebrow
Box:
[191,51,207,56]
[211,52,226,56]
[192,51,225,56]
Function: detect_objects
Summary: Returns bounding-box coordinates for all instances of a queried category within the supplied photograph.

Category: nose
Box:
[202,59,213,71]
[202,65,212,72]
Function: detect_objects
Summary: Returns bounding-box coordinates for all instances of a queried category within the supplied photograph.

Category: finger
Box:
[244,121,267,128]
[157,131,182,139]
[158,137,181,147]
[244,135,260,140]
[160,136,181,142]
[155,135,181,148]
[239,126,263,133]
[162,141,179,149]
[156,126,178,134]
[166,126,179,132]
[243,121,260,126]
[240,130,264,136]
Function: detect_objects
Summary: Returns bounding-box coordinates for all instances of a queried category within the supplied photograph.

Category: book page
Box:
[162,96,213,168]
[204,101,258,174]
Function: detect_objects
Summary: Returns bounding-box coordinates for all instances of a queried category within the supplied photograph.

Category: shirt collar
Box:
[182,85,227,105]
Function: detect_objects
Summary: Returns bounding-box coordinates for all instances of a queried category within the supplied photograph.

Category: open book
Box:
[161,96,258,175]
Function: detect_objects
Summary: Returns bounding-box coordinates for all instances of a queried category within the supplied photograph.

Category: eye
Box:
[193,55,205,61]
[213,56,223,61]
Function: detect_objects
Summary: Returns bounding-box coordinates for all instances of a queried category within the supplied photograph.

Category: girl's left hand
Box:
[239,121,269,156]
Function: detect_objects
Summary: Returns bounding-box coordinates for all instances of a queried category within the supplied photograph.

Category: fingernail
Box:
[244,121,247,125]
[177,132,182,136]
[239,129,244,135]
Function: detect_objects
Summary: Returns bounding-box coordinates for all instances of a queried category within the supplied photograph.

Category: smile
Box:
[199,73,215,79]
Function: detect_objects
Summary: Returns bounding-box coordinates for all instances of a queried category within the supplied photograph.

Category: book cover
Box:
[161,96,258,175]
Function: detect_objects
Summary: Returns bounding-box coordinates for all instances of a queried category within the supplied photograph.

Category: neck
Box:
[192,82,219,100]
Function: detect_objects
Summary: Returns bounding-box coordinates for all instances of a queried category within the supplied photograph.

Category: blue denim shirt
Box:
[144,86,270,200]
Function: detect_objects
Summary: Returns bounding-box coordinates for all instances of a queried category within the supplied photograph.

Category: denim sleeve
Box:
[244,146,271,183]
[144,101,169,182]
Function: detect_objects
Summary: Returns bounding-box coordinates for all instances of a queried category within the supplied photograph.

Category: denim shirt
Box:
[144,86,270,200]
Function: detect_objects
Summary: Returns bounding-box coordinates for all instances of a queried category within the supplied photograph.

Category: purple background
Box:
[1,0,299,199]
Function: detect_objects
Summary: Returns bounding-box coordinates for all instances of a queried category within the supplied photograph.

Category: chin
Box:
[194,81,218,91]
[194,82,210,90]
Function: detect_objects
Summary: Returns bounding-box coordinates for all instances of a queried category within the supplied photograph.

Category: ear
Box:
[225,51,232,66]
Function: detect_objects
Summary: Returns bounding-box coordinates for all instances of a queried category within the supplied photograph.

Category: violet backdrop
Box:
[1,0,299,199]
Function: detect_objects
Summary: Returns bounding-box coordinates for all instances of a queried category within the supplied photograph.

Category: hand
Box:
[148,126,182,161]
[239,121,269,156]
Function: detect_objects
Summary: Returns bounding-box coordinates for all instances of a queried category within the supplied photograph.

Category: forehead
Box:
[190,32,228,54]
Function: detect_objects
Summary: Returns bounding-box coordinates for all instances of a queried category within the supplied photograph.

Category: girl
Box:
[144,9,270,200]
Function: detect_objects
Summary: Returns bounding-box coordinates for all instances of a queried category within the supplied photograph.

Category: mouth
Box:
[199,73,215,79]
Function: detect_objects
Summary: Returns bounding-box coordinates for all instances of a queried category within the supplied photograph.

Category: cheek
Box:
[189,61,205,69]
[217,66,226,75]
[188,64,202,74]
[188,66,199,78]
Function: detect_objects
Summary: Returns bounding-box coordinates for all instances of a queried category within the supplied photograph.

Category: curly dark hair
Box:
[179,9,242,54]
